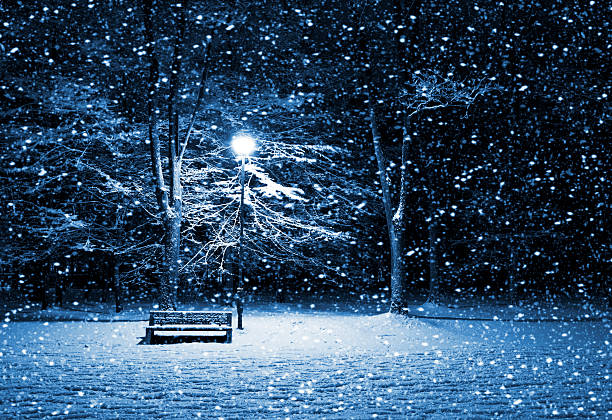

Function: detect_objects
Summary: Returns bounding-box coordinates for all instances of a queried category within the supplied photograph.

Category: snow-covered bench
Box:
[145,311,232,344]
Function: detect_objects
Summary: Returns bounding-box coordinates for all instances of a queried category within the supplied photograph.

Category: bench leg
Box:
[145,328,154,344]
[225,330,232,344]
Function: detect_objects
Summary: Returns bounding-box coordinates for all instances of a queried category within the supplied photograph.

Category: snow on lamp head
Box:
[231,134,256,157]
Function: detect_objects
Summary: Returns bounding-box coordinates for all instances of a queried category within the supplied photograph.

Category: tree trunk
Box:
[160,211,180,310]
[156,2,186,311]
[369,106,407,313]
[424,146,440,303]
[143,0,176,310]
[101,259,109,303]
[427,215,439,302]
[41,271,48,310]
[389,218,406,312]
[141,1,208,311]
[54,271,63,308]
[507,245,516,304]
[112,255,122,313]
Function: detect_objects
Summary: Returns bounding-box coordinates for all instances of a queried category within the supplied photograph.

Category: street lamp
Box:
[230,133,256,330]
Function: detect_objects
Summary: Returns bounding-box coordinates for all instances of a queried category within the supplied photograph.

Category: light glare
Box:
[231,134,256,156]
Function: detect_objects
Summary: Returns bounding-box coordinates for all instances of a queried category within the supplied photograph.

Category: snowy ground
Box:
[1,303,610,419]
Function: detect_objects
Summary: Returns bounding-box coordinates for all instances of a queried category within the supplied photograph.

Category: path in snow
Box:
[1,308,610,419]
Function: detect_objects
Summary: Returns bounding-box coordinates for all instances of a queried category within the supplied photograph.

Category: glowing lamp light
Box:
[231,134,256,157]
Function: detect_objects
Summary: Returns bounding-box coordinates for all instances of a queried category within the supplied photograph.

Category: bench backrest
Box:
[149,311,232,326]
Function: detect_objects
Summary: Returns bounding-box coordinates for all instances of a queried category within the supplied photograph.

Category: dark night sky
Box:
[0,0,609,302]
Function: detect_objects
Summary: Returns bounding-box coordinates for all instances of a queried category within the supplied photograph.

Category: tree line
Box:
[1,0,608,311]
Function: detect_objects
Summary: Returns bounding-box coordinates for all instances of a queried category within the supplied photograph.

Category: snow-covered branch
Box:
[400,71,495,118]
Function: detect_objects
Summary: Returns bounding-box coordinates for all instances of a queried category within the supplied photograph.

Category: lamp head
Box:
[231,134,256,157]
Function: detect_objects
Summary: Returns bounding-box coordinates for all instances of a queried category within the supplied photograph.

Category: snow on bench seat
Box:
[145,311,232,344]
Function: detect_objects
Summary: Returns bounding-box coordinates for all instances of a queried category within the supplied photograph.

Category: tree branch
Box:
[178,41,212,167]
[142,0,168,213]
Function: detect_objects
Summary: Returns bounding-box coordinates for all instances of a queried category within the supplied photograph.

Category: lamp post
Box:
[230,134,256,330]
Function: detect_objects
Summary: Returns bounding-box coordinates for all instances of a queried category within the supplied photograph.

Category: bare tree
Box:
[402,71,493,304]
[181,136,352,280]
[173,75,370,290]
[368,71,493,311]
[142,0,211,309]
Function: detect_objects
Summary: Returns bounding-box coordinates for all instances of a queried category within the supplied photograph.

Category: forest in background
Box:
[0,0,608,310]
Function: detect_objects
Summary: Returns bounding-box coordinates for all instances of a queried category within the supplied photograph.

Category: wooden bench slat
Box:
[147,325,231,331]
[149,311,232,326]
[145,311,233,344]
